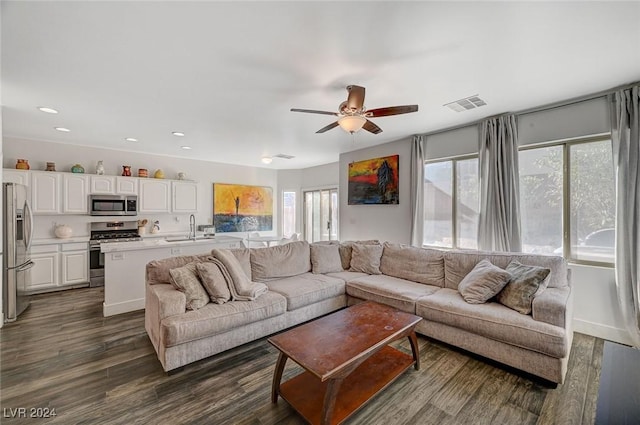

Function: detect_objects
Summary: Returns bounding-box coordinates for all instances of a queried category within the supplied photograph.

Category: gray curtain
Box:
[410,135,425,247]
[478,114,522,252]
[610,85,640,347]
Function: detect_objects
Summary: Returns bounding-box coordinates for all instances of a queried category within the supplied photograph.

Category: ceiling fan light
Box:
[338,115,366,133]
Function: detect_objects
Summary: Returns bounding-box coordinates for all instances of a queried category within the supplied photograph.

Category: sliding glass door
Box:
[303,188,338,242]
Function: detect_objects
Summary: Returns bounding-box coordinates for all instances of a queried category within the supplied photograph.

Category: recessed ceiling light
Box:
[125,137,138,142]
[181,146,192,150]
[261,156,273,164]
[172,132,185,137]
[54,127,70,132]
[38,107,58,114]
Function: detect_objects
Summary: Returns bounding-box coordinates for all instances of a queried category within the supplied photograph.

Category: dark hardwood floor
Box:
[1,287,604,425]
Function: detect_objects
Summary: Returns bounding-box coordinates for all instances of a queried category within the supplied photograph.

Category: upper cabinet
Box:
[116,177,138,195]
[90,176,116,194]
[31,171,61,214]
[139,179,171,213]
[3,169,30,186]
[63,174,89,214]
[172,181,198,213]
[90,176,138,195]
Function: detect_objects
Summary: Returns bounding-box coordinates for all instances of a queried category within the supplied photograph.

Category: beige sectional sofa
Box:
[144,240,573,384]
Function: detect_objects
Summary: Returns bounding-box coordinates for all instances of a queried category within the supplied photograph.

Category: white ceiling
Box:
[2,1,640,169]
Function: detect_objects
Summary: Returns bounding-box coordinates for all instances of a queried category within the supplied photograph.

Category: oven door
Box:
[89,244,105,287]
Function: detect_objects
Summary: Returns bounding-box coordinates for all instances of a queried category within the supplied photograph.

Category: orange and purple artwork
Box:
[213,183,273,232]
[348,155,399,205]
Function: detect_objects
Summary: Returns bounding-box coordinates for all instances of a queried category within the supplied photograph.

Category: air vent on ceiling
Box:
[273,153,295,159]
[444,95,487,112]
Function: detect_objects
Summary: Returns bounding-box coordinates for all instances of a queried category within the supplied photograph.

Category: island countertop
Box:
[100,235,244,253]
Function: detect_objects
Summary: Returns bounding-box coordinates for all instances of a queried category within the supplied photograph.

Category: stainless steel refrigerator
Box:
[2,183,34,323]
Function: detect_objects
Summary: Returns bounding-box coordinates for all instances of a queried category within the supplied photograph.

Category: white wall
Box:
[3,137,279,239]
[337,98,631,345]
[339,137,412,243]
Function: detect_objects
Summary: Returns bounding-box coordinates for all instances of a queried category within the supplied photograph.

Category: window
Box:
[282,191,296,238]
[423,157,478,249]
[303,188,338,242]
[519,137,615,265]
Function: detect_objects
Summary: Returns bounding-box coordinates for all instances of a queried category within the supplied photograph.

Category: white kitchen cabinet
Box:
[139,179,171,213]
[28,243,89,291]
[31,171,61,214]
[2,169,30,207]
[63,174,89,214]
[171,181,198,213]
[116,177,138,195]
[61,249,88,286]
[28,246,60,291]
[3,169,30,186]
[90,176,116,194]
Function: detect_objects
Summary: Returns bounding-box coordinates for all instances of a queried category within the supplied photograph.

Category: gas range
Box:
[89,221,142,246]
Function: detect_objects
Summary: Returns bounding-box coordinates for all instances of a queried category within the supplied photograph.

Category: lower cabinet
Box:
[28,243,89,292]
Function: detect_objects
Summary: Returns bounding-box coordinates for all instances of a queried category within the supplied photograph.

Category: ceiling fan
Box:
[291,85,418,134]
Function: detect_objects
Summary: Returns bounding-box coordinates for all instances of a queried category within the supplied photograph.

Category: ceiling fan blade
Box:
[346,85,366,111]
[316,121,340,133]
[363,119,382,134]
[366,105,419,117]
[291,108,338,116]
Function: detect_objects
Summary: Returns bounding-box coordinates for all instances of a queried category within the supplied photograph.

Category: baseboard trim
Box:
[103,298,144,317]
[573,318,633,346]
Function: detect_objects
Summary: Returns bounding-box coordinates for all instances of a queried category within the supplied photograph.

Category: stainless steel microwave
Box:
[89,194,137,216]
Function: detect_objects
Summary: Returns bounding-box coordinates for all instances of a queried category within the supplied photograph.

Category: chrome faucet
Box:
[189,214,196,240]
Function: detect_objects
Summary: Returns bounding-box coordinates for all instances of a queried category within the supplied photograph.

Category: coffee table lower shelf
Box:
[278,345,415,425]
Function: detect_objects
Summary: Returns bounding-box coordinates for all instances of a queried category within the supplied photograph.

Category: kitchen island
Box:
[101,235,244,316]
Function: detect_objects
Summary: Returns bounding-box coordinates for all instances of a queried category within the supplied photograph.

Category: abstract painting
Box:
[348,154,399,205]
[213,183,273,232]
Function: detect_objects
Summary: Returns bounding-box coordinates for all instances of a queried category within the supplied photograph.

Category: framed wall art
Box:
[348,154,399,205]
[213,183,273,232]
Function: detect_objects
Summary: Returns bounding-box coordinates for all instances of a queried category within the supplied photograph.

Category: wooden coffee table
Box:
[268,301,421,425]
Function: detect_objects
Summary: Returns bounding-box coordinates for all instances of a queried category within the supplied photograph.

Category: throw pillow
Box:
[196,262,231,304]
[310,244,344,274]
[458,259,512,304]
[497,261,551,314]
[349,243,383,275]
[169,262,209,310]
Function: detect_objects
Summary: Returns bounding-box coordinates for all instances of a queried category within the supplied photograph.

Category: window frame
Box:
[519,134,614,267]
[422,134,614,267]
[423,154,479,250]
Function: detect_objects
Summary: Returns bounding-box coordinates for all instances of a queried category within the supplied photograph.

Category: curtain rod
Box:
[419,80,639,138]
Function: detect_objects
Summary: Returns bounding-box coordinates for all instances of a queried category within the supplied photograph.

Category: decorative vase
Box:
[96,160,105,175]
[45,162,56,171]
[138,168,148,178]
[16,159,30,170]
[122,165,132,176]
[71,164,85,173]
[154,169,165,179]
[54,224,73,239]
[177,172,186,180]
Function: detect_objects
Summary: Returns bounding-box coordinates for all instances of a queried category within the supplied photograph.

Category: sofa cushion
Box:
[350,243,383,274]
[497,261,551,314]
[444,251,568,290]
[325,271,370,282]
[265,273,345,311]
[161,291,287,347]
[380,242,445,287]
[416,288,568,358]
[458,259,512,304]
[147,254,214,285]
[338,240,380,270]
[310,244,344,274]
[168,262,210,310]
[228,247,252,280]
[196,262,231,304]
[250,241,311,282]
[347,274,440,314]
